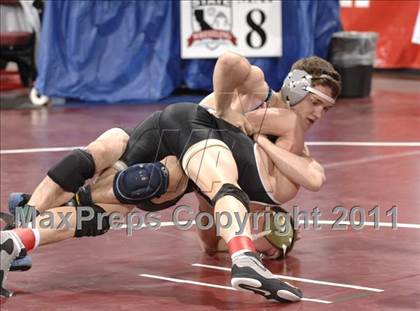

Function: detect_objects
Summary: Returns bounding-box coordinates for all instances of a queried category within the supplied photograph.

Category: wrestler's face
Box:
[291,85,334,131]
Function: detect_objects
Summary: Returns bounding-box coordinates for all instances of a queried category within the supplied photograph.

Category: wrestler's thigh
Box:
[151,156,189,203]
[184,143,239,199]
[87,128,130,173]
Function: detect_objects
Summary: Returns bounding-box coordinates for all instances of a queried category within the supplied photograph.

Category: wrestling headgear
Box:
[252,207,297,259]
[281,69,335,107]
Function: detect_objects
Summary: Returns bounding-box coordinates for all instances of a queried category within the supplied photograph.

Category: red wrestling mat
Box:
[1,74,419,310]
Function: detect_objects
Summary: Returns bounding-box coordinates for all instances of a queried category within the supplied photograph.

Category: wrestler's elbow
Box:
[277,185,299,203]
[305,166,326,192]
[217,51,243,69]
[306,175,325,192]
[274,177,300,203]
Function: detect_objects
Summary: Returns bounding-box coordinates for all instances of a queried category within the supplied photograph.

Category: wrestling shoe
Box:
[230,252,302,302]
[7,192,37,230]
[8,188,92,211]
[8,192,31,215]
[0,211,16,230]
[1,230,24,298]
[10,254,32,272]
[4,192,32,271]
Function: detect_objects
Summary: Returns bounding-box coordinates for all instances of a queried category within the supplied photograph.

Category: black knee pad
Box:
[74,204,110,238]
[212,183,250,212]
[47,149,96,193]
[113,162,169,205]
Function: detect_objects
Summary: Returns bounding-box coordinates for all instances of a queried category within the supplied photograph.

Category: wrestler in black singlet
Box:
[120,103,277,205]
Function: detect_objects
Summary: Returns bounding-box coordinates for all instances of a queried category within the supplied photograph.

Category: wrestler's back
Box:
[158,103,278,205]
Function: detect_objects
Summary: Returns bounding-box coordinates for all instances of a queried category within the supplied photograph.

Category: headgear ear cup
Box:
[281,69,312,107]
[265,212,296,258]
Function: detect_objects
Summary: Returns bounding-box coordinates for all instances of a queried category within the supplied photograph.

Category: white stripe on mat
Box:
[119,220,420,230]
[139,273,332,304]
[192,264,384,293]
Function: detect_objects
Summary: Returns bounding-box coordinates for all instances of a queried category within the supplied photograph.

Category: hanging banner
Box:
[180,0,282,59]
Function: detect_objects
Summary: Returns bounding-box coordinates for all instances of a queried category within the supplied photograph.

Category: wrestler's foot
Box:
[230,252,302,302]
[10,254,32,272]
[6,188,90,273]
[0,212,16,230]
[8,192,31,215]
[8,193,37,231]
[1,230,24,298]
[0,211,31,272]
[8,188,92,211]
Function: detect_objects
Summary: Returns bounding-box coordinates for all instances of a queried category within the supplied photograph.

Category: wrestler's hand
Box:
[253,133,269,145]
[254,133,297,155]
[216,108,254,135]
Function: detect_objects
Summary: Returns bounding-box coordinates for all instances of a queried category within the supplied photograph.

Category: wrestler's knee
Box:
[47,149,95,193]
[212,183,250,212]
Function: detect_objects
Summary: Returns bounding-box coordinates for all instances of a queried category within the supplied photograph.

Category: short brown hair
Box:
[291,56,341,99]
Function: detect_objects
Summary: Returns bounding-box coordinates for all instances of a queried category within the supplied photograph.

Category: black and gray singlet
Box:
[120,103,278,205]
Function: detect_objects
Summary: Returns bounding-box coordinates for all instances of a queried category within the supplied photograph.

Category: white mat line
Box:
[2,141,420,154]
[192,264,384,293]
[323,150,420,169]
[307,220,420,229]
[306,142,420,147]
[0,146,83,154]
[139,273,332,304]
[119,219,420,230]
[119,220,195,229]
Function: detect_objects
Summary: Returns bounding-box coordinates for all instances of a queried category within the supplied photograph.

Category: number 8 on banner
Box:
[246,9,267,49]
[181,1,282,59]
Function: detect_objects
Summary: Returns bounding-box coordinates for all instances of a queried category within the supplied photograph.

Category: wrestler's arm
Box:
[212,52,268,112]
[248,107,324,192]
[201,61,269,113]
[210,52,274,134]
[246,108,293,136]
[247,108,320,198]
[256,135,326,192]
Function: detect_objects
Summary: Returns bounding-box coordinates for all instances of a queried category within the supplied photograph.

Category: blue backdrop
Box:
[35,1,341,103]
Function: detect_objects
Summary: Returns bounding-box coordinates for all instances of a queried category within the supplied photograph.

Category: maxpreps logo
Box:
[187,0,237,50]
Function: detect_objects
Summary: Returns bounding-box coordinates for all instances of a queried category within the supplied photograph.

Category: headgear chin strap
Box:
[281,69,335,107]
